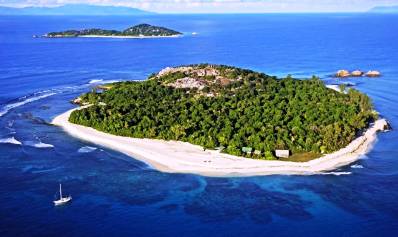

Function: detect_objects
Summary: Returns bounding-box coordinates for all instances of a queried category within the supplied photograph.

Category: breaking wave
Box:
[0,91,56,117]
[34,142,54,148]
[88,79,119,84]
[321,171,352,176]
[24,141,54,148]
[0,137,22,145]
[0,79,122,118]
[351,164,364,169]
[78,146,97,153]
[0,83,93,118]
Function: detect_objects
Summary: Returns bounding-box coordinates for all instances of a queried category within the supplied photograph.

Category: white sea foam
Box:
[351,164,364,169]
[0,84,91,118]
[0,137,22,145]
[34,142,54,148]
[24,141,54,148]
[78,146,97,153]
[326,84,341,92]
[0,92,56,117]
[88,79,119,84]
[326,84,349,94]
[321,171,352,176]
[31,167,59,174]
[0,80,121,119]
[5,121,15,132]
[89,79,103,84]
[7,120,14,127]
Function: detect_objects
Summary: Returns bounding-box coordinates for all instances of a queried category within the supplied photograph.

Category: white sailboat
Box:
[53,184,72,206]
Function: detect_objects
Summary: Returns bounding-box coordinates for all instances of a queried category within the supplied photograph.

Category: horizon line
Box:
[0,3,394,14]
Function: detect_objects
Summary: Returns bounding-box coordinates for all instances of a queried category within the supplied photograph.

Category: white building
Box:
[275,150,290,158]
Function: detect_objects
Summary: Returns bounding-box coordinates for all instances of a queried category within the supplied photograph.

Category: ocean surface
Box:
[1,14,398,237]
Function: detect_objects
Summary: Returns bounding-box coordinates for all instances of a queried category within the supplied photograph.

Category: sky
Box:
[1,0,398,13]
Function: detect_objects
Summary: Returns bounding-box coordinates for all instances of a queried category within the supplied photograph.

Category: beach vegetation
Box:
[69,64,376,159]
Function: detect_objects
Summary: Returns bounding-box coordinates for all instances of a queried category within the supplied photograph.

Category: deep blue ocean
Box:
[1,14,398,237]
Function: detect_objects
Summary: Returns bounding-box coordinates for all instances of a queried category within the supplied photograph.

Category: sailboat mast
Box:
[59,184,62,198]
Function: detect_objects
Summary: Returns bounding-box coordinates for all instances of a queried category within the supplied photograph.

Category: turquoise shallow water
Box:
[0,14,398,237]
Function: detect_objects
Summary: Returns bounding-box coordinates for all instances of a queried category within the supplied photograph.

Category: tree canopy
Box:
[70,64,376,160]
[46,23,182,37]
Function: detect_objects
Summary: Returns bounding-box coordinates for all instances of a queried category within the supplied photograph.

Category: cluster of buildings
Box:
[241,147,290,158]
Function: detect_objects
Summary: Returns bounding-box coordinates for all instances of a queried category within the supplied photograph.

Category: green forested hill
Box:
[45,24,181,37]
[69,64,376,160]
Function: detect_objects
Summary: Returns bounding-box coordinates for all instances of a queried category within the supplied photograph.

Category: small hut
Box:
[242,147,253,154]
[275,150,290,158]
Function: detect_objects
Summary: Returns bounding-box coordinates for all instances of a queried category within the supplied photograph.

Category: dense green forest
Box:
[46,24,182,37]
[69,64,376,160]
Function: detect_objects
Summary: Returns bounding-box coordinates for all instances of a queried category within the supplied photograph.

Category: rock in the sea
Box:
[365,70,381,77]
[383,120,392,131]
[351,70,364,77]
[376,119,389,132]
[72,97,82,104]
[336,70,350,78]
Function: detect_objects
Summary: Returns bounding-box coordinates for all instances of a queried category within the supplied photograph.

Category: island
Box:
[369,5,398,13]
[53,64,388,176]
[44,23,182,38]
[0,4,153,16]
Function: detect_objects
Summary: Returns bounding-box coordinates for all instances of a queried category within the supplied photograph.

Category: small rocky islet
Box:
[336,69,381,78]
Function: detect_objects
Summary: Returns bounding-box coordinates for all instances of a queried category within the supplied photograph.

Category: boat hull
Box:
[53,196,72,205]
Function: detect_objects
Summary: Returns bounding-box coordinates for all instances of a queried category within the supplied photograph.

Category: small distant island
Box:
[44,23,182,38]
[0,4,153,16]
[369,5,398,13]
[53,64,388,176]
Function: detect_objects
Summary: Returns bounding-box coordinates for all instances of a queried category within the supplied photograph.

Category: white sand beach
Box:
[52,108,388,177]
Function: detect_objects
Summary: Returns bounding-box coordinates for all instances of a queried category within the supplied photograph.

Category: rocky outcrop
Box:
[336,70,350,78]
[157,66,192,77]
[155,65,244,97]
[366,70,381,77]
[71,97,82,105]
[336,69,381,78]
[351,70,364,77]
[168,77,206,90]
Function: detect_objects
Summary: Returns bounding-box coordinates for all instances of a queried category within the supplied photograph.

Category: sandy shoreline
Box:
[52,108,388,177]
